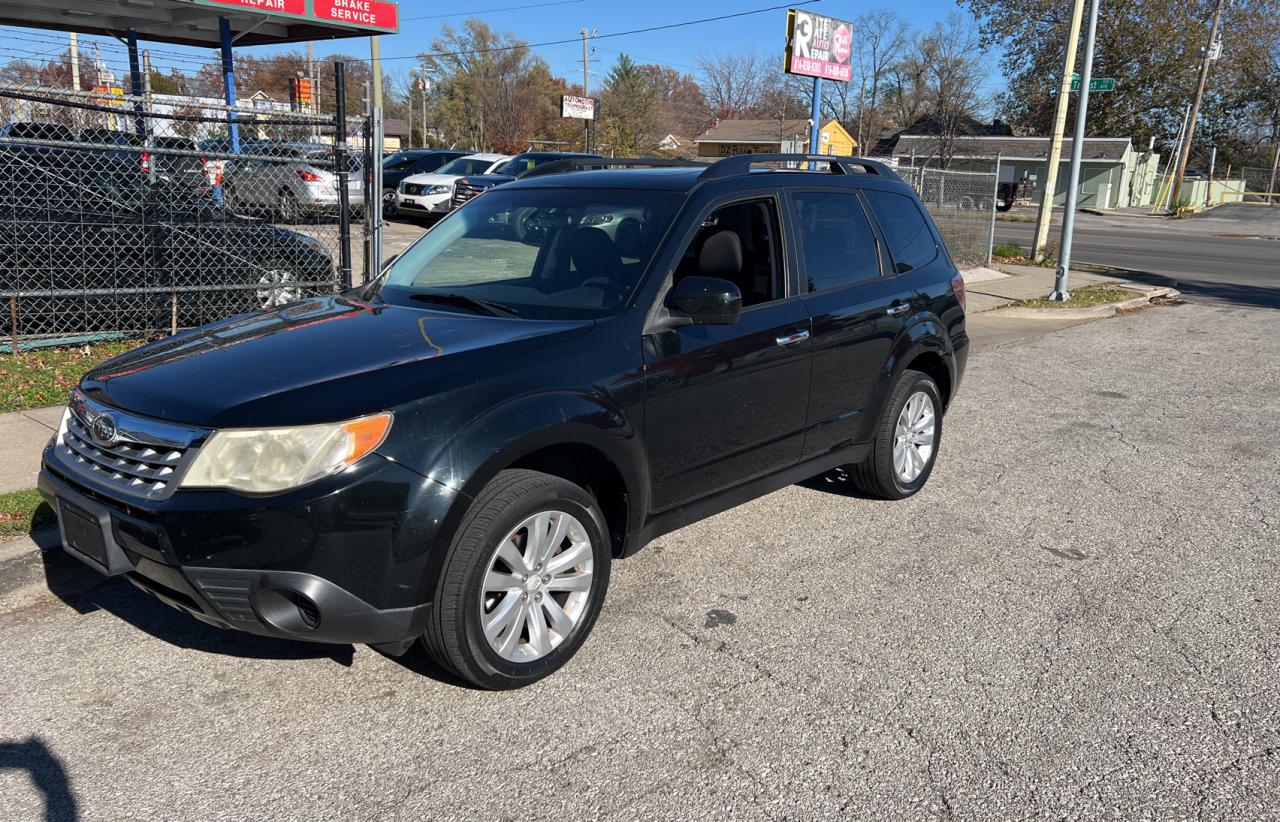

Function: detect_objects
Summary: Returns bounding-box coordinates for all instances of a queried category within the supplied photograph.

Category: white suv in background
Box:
[395,152,510,220]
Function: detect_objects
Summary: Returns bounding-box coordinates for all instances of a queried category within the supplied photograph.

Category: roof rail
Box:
[517,156,708,180]
[699,153,897,181]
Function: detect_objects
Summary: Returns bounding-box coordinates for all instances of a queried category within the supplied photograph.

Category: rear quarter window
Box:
[864,189,937,273]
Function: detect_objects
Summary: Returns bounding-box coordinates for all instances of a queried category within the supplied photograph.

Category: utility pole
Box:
[580,28,591,153]
[370,36,383,109]
[419,77,428,145]
[1050,0,1100,302]
[1267,139,1279,205]
[1031,0,1086,259]
[306,41,318,140]
[69,32,80,91]
[1169,0,1226,206]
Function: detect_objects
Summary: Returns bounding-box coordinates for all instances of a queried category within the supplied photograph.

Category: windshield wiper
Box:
[409,292,520,317]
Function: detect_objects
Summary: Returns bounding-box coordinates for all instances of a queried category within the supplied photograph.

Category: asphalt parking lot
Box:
[2,299,1277,820]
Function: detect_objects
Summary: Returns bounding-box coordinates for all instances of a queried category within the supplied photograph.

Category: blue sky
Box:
[2,0,1003,103]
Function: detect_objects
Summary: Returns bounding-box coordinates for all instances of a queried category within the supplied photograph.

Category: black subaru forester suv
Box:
[40,154,967,689]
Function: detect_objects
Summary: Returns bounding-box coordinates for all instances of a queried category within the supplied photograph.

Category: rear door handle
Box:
[775,330,810,346]
[886,303,911,316]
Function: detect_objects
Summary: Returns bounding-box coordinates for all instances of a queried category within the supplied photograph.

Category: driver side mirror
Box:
[666,276,742,325]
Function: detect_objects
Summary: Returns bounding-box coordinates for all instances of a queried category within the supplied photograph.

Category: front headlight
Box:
[180,412,392,494]
[428,184,450,195]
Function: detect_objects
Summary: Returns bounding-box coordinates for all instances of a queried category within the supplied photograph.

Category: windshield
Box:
[437,156,497,176]
[380,187,682,320]
[493,157,536,176]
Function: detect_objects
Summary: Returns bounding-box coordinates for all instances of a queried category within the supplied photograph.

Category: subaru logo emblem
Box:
[90,414,118,446]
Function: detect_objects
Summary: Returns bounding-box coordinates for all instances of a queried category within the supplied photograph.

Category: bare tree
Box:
[850,10,910,149]
[698,48,785,119]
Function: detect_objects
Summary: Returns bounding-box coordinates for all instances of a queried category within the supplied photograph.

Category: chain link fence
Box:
[897,165,998,269]
[0,84,370,349]
[1240,165,1279,203]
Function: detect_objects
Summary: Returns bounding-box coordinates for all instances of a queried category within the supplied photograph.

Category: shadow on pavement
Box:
[49,564,355,667]
[1098,266,1280,310]
[0,737,78,822]
[798,466,880,499]
[37,543,471,687]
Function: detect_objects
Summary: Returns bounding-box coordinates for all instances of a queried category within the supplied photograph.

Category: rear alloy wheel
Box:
[423,469,610,689]
[847,369,943,500]
[382,188,398,218]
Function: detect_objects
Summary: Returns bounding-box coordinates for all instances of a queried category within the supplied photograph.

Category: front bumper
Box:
[39,447,460,648]
[396,191,451,214]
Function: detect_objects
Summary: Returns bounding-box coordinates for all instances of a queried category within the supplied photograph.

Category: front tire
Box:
[423,469,611,689]
[848,370,943,500]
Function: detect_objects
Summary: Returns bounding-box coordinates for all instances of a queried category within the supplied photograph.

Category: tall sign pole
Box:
[1169,0,1226,206]
[1050,0,1100,301]
[1031,0,1086,259]
[808,77,823,153]
[784,9,852,156]
[581,28,591,153]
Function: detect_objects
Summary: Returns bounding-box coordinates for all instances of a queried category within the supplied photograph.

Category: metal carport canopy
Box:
[0,0,399,46]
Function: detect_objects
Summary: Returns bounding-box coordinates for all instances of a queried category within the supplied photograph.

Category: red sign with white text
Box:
[313,0,399,32]
[202,0,306,14]
[784,9,853,82]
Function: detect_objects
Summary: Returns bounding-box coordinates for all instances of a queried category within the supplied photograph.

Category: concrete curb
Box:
[996,286,1177,320]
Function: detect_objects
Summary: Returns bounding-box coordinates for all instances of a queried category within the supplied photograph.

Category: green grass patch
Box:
[996,212,1035,223]
[0,488,56,541]
[0,341,140,413]
[992,242,1026,259]
[1000,282,1138,310]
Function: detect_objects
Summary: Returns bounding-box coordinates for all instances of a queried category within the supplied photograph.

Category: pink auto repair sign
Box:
[784,9,853,82]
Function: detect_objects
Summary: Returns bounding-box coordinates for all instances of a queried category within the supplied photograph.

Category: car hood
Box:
[81,296,593,428]
[400,172,461,187]
[465,174,515,189]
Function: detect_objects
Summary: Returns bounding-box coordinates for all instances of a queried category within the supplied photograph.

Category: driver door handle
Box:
[886,303,911,316]
[775,330,810,347]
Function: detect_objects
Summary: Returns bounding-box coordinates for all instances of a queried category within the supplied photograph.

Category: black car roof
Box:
[501,162,911,194]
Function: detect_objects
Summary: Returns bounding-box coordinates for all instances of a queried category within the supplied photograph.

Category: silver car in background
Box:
[222,141,363,222]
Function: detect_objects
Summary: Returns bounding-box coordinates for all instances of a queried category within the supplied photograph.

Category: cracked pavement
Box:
[1,300,1277,819]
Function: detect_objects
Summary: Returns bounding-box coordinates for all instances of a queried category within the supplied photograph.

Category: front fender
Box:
[394,389,648,601]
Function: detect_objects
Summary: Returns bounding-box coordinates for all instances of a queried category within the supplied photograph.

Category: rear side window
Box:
[792,191,881,291]
[863,190,937,273]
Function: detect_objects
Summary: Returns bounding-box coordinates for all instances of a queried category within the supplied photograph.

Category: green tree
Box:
[598,54,660,155]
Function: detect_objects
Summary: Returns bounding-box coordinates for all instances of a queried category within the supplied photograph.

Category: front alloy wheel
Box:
[423,469,610,689]
[480,511,594,662]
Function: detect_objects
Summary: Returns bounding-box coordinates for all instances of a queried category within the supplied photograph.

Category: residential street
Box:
[995,207,1280,309]
[3,300,1276,819]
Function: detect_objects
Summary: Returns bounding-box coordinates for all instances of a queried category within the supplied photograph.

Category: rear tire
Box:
[848,370,943,500]
[422,469,611,689]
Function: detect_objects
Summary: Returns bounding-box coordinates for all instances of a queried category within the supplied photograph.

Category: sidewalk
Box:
[0,405,60,495]
[962,264,1119,313]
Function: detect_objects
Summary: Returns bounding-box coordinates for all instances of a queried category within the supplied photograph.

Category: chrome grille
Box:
[54,392,207,501]
[402,183,424,196]
[451,180,484,208]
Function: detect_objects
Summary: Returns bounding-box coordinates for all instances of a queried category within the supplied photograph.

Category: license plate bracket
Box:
[56,495,132,576]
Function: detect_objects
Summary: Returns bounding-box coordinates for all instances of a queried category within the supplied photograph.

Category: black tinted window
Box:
[793,192,881,291]
[863,190,936,273]
[674,199,784,307]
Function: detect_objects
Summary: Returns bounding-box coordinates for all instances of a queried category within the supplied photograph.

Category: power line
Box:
[376,1,822,62]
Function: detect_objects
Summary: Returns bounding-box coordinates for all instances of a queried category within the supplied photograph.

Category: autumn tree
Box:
[959,0,1280,167]
[420,19,562,153]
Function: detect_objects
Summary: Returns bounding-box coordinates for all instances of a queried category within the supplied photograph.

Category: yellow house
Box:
[694,118,857,157]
